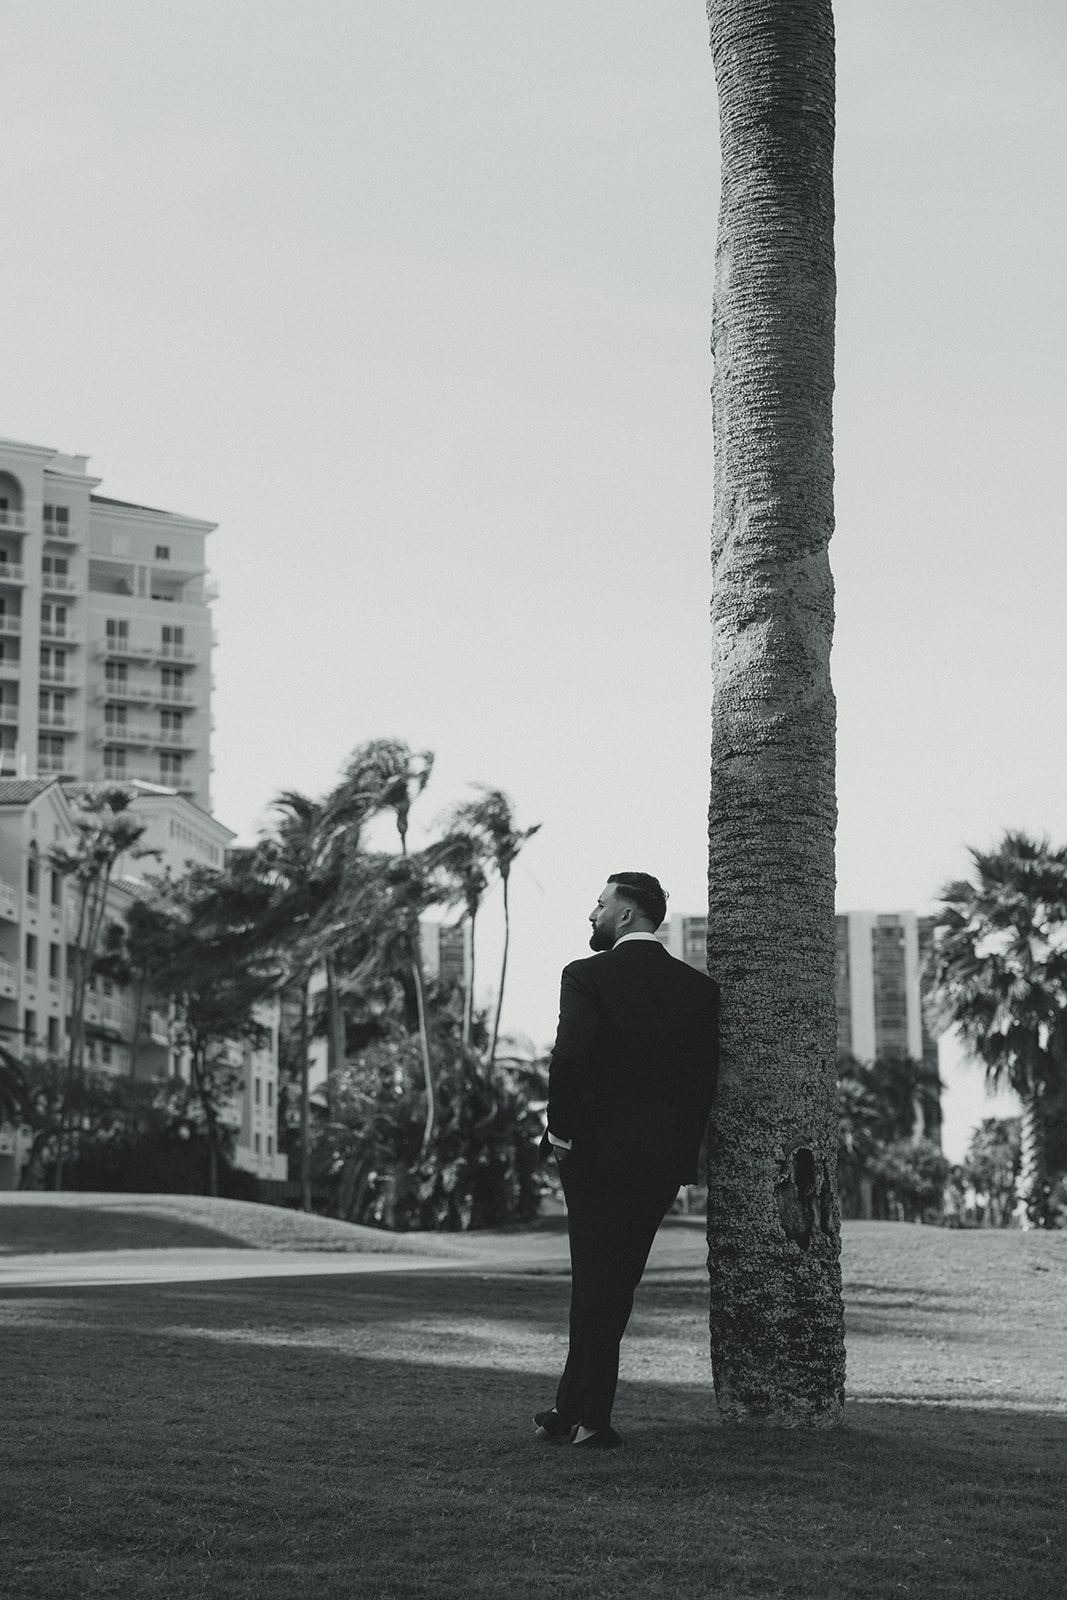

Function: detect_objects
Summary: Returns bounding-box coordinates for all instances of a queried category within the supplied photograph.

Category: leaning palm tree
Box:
[328,740,437,1154]
[705,0,845,1426]
[925,831,1067,1228]
[424,822,490,1049]
[262,791,343,1212]
[452,786,539,1068]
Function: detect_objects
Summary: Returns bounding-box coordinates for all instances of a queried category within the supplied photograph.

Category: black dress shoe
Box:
[572,1426,623,1451]
[533,1408,575,1443]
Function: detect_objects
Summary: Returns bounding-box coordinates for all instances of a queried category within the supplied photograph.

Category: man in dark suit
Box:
[534,871,719,1451]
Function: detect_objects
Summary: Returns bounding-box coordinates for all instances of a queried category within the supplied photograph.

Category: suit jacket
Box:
[544,939,719,1185]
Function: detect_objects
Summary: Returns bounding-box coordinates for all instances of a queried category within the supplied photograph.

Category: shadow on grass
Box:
[2,1269,1065,1599]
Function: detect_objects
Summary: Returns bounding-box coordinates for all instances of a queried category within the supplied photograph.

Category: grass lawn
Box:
[1,1212,1065,1599]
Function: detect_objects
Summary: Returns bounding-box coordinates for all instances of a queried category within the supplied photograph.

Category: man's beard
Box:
[589,924,614,952]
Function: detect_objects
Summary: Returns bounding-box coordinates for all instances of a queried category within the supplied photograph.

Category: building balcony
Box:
[157,730,197,751]
[40,669,77,689]
[0,957,18,997]
[43,519,78,542]
[41,622,79,644]
[0,565,26,586]
[98,725,155,748]
[85,994,133,1037]
[158,644,198,663]
[0,616,21,636]
[157,686,197,706]
[0,706,17,726]
[95,640,159,665]
[94,683,155,705]
[0,510,26,531]
[41,573,77,594]
[38,712,75,731]
[0,879,18,921]
[36,756,72,776]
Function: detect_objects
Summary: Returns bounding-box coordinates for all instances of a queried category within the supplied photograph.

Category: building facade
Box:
[834,910,939,1072]
[0,437,215,810]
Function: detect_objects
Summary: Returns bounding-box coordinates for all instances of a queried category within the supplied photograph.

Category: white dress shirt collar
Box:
[611,931,662,949]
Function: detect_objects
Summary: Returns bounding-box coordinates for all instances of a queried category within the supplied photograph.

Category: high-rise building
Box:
[0,437,215,810]
[834,910,939,1072]
[655,912,709,972]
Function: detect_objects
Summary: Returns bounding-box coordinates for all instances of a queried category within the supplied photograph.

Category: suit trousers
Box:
[554,1153,680,1432]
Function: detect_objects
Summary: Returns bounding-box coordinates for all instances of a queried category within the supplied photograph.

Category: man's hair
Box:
[608,871,668,930]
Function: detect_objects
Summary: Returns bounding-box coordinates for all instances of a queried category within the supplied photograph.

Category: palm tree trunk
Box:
[463,912,477,1051]
[1015,1088,1045,1229]
[705,0,845,1427]
[190,1046,220,1198]
[487,875,510,1068]
[412,954,435,1157]
[325,955,344,1118]
[298,978,312,1212]
[397,820,436,1156]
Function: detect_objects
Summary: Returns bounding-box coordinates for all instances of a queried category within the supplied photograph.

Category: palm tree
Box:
[425,822,490,1049]
[48,785,149,1187]
[50,786,149,1079]
[255,781,377,1209]
[925,831,1067,1228]
[327,740,437,1154]
[450,786,539,1067]
[704,0,845,1426]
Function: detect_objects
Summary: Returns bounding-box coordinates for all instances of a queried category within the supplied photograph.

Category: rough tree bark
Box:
[705,0,846,1426]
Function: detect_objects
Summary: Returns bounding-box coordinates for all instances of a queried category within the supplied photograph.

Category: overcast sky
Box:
[3,1,1064,1160]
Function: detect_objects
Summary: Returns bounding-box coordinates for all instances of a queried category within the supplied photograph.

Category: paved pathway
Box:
[0,1218,707,1290]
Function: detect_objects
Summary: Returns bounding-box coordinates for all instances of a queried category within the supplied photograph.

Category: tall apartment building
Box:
[0,438,287,1189]
[0,437,214,810]
[834,910,939,1072]
[658,905,940,1087]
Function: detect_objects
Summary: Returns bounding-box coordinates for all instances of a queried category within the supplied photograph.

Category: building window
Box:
[105,703,127,728]
[103,746,127,775]
[23,1010,36,1045]
[25,933,37,971]
[155,545,170,560]
[160,752,182,781]
[267,1136,273,1157]
[254,1133,261,1155]
[105,660,128,686]
[49,943,60,980]
[38,735,65,765]
[43,504,70,533]
[26,855,38,897]
[161,625,184,657]
[47,1016,60,1053]
[50,870,61,908]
